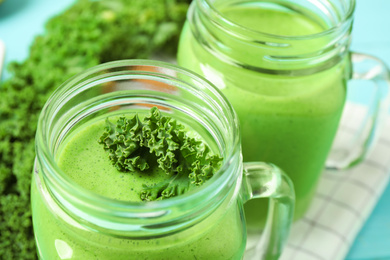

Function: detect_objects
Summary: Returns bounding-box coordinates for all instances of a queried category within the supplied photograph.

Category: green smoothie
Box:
[178,2,347,223]
[31,113,245,259]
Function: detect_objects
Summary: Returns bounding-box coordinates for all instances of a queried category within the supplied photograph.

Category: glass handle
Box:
[327,52,390,169]
[241,162,295,260]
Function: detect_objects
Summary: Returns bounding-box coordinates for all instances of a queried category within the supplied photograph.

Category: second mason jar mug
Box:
[32,60,294,260]
[177,0,390,224]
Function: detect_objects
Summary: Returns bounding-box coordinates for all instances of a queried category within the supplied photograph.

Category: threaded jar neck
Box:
[35,60,242,237]
[188,0,355,75]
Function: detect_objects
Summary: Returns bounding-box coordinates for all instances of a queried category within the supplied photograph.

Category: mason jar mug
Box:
[177,0,390,223]
[32,60,295,260]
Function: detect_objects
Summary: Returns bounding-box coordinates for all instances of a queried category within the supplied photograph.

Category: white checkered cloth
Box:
[280,103,390,260]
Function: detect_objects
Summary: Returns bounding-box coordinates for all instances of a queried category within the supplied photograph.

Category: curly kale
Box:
[99,107,222,201]
[0,0,192,259]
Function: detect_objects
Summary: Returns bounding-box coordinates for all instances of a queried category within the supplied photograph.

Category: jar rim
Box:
[35,59,241,231]
[200,0,356,40]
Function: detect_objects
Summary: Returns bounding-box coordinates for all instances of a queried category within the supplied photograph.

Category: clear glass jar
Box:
[177,0,390,223]
[32,60,294,260]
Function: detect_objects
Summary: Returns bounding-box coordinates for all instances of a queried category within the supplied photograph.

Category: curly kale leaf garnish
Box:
[99,107,223,201]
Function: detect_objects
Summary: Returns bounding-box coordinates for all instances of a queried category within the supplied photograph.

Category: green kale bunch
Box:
[0,0,192,259]
[99,107,222,201]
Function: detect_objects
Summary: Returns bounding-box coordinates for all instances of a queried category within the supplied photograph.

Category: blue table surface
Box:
[1,0,389,259]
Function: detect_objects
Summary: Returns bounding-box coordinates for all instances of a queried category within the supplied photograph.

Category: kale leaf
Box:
[99,107,222,201]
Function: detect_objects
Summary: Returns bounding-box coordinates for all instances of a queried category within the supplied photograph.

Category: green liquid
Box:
[178,4,347,224]
[31,116,245,259]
